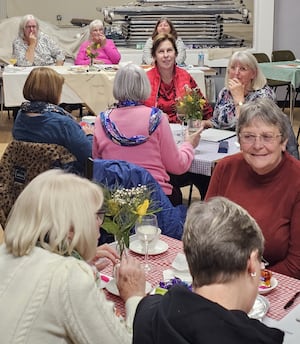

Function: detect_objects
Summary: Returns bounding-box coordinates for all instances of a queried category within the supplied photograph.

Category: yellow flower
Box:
[186,95,193,102]
[176,85,207,120]
[135,199,150,216]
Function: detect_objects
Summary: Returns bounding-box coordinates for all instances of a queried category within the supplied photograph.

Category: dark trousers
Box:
[168,172,210,206]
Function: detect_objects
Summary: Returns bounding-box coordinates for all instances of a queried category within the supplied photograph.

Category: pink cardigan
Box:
[92,105,194,195]
[75,40,121,65]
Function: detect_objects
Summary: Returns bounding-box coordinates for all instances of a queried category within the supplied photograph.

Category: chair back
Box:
[88,159,186,242]
[272,50,296,62]
[252,53,270,63]
[0,140,76,227]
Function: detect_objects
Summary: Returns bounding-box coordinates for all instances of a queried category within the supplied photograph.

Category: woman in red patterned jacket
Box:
[144,34,213,202]
[144,33,213,123]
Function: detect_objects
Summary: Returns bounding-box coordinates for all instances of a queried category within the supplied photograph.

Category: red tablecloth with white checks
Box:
[102,235,300,321]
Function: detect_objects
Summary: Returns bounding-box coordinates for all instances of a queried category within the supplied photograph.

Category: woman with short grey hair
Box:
[206,97,300,279]
[133,197,284,343]
[93,63,202,205]
[75,19,120,65]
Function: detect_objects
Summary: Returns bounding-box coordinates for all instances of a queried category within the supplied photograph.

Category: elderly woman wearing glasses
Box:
[205,98,300,279]
[75,19,120,65]
[13,14,65,67]
[202,50,298,159]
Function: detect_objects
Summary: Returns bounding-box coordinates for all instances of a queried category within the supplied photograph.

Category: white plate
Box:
[248,295,270,321]
[105,278,152,296]
[129,239,168,255]
[258,277,278,295]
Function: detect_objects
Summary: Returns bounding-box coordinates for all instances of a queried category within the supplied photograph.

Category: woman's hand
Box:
[201,119,213,129]
[90,243,120,271]
[115,256,146,302]
[82,124,94,136]
[228,78,245,105]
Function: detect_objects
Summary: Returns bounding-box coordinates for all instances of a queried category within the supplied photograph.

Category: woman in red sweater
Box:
[206,98,300,279]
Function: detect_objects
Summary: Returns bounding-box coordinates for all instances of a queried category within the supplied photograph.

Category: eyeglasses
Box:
[239,133,282,145]
[96,209,105,223]
[229,65,250,73]
[25,25,37,29]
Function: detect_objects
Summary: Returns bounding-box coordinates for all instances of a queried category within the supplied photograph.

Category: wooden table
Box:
[102,235,300,324]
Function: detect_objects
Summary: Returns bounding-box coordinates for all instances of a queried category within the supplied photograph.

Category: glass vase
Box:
[89,57,97,71]
[187,118,201,134]
[114,234,128,258]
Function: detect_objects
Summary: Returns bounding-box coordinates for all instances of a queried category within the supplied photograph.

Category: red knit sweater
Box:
[205,152,300,279]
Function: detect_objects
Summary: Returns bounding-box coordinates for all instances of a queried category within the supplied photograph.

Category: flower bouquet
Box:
[176,85,206,120]
[101,184,160,257]
[86,42,100,66]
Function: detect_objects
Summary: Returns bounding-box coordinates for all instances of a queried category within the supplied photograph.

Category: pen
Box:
[284,291,300,310]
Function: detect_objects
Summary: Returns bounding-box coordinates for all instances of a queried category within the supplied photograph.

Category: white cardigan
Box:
[0,245,142,344]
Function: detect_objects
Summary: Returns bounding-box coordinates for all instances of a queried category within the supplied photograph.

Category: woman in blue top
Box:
[13,67,93,173]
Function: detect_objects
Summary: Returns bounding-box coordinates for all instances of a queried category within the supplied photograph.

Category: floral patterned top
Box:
[13,32,65,67]
[211,85,276,130]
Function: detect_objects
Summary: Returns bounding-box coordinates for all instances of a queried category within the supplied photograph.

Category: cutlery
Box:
[284,291,300,310]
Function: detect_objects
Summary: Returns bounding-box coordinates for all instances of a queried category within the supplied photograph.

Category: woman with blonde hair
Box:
[202,50,275,130]
[75,19,120,65]
[0,169,145,343]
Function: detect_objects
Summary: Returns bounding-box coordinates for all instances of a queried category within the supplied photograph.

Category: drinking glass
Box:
[8,54,17,66]
[177,113,186,141]
[135,214,158,272]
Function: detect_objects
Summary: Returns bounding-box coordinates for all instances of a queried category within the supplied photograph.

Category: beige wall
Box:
[6,0,128,25]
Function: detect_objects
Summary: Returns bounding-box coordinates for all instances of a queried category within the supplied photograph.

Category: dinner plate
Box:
[106,278,152,296]
[129,239,168,255]
[248,295,270,321]
[258,277,278,295]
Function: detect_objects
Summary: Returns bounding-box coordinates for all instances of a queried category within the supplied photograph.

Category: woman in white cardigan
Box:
[0,169,145,344]
[142,17,186,66]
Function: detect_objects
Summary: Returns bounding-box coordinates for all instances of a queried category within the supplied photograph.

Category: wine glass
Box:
[135,214,158,272]
[8,54,17,66]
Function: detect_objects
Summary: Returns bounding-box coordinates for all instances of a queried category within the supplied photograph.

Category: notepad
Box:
[200,128,236,142]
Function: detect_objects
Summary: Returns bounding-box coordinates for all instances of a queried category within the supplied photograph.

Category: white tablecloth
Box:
[171,124,240,176]
[2,65,206,114]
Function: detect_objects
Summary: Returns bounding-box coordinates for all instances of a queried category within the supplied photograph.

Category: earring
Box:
[250,272,257,277]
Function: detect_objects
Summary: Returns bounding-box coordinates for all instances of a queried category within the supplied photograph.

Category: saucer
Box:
[106,278,152,296]
[258,277,278,295]
[129,240,168,255]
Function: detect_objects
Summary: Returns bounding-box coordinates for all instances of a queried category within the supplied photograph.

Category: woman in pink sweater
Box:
[92,63,202,205]
[206,98,300,279]
[75,19,120,65]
